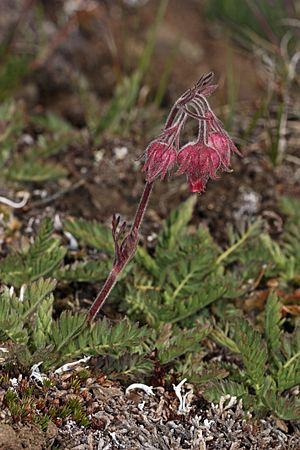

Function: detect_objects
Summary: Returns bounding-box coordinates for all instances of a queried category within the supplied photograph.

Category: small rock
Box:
[0,424,22,450]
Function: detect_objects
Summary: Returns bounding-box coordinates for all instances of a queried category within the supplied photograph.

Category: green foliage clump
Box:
[207,293,300,420]
[1,195,300,423]
[206,0,296,44]
[3,379,90,429]
[0,276,153,375]
[124,197,237,327]
[0,102,81,183]
[0,218,66,287]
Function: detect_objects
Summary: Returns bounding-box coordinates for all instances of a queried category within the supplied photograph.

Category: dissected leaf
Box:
[157,325,211,365]
[64,218,114,253]
[203,380,249,403]
[0,219,66,286]
[234,318,268,390]
[6,158,67,181]
[54,260,110,282]
[265,292,283,358]
[157,196,197,251]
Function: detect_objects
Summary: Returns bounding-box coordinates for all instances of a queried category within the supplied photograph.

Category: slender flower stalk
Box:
[88,182,153,320]
[88,72,240,321]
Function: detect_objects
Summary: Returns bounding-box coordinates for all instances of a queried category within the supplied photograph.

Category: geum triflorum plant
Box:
[88,72,240,320]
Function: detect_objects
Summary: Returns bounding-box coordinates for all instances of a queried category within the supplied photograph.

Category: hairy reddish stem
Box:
[88,181,153,321]
[131,181,153,232]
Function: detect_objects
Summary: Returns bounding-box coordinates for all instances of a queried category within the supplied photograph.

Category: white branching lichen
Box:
[30,362,48,384]
[54,356,91,374]
[125,383,155,396]
[173,378,193,413]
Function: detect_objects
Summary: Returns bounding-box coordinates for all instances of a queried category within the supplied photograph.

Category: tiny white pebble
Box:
[114,146,128,160]
[94,149,105,163]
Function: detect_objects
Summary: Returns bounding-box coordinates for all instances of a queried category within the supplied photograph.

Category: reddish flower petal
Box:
[176,143,196,175]
[176,142,221,192]
[188,175,207,193]
[204,147,221,177]
[208,132,231,167]
[143,141,165,176]
[177,143,219,176]
[208,131,241,168]
[143,141,176,182]
[160,147,177,179]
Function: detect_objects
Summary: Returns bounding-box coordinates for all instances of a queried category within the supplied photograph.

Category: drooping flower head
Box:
[177,142,221,193]
[142,73,240,192]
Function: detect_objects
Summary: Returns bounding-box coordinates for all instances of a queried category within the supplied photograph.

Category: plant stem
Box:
[283,350,300,370]
[131,181,153,232]
[216,221,260,265]
[88,181,153,321]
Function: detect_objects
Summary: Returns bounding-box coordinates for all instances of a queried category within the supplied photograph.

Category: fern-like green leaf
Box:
[234,318,268,390]
[127,220,228,327]
[64,218,114,253]
[91,352,153,379]
[265,292,283,359]
[135,247,160,278]
[90,318,150,356]
[203,380,249,403]
[54,260,109,282]
[211,325,240,354]
[21,278,57,321]
[0,253,27,287]
[50,312,87,356]
[0,219,66,286]
[0,288,28,343]
[282,323,300,361]
[126,276,226,327]
[6,158,67,181]
[157,196,197,251]
[277,363,300,392]
[61,318,150,365]
[260,234,294,279]
[31,294,54,350]
[263,388,300,421]
[157,325,211,365]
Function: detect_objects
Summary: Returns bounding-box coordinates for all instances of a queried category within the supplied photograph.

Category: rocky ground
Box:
[0,367,300,449]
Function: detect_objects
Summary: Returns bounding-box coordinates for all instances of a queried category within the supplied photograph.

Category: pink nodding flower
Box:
[207,131,241,168]
[177,142,221,193]
[143,119,184,182]
[142,72,240,192]
[143,140,177,182]
[205,111,241,168]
